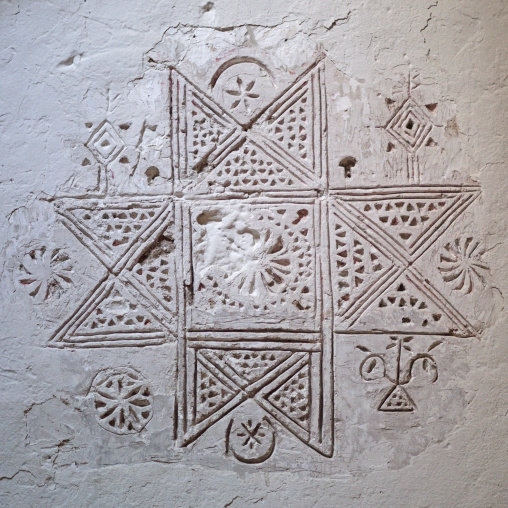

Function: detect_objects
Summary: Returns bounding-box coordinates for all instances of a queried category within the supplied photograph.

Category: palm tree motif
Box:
[92,368,153,435]
[225,76,260,112]
[17,245,73,302]
[438,237,489,294]
[227,228,292,297]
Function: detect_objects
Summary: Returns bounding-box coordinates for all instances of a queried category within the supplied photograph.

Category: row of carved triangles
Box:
[354,274,461,334]
[339,191,477,257]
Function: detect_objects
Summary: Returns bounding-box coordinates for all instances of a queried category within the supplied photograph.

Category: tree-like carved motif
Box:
[357,337,441,412]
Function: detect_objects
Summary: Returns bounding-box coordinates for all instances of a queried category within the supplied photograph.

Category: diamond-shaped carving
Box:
[86,121,124,164]
[385,99,432,153]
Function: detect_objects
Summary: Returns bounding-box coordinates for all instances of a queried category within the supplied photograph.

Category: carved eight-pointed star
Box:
[48,52,484,464]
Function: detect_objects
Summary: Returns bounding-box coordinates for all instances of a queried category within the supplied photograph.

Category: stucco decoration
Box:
[1,4,506,506]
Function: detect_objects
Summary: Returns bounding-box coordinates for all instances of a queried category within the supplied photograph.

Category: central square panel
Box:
[184,199,321,332]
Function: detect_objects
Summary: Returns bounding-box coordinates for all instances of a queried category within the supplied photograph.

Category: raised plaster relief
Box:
[50,198,177,347]
[357,337,441,411]
[41,43,485,463]
[90,367,154,434]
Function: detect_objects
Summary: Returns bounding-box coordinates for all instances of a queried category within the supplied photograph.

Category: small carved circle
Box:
[227,417,275,464]
[360,354,386,381]
[91,367,154,435]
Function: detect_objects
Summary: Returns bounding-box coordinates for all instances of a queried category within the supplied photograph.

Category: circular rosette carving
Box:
[91,367,154,435]
[227,417,275,464]
[17,244,73,302]
[438,237,489,294]
[225,227,293,297]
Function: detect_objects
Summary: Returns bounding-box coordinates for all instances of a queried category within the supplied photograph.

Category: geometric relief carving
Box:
[51,277,168,347]
[382,70,438,183]
[50,199,177,347]
[194,137,308,193]
[46,41,485,462]
[329,202,394,319]
[385,98,433,154]
[171,57,326,195]
[355,274,469,335]
[17,244,74,303]
[333,187,480,337]
[173,55,333,461]
[181,345,324,456]
[337,188,480,260]
[55,198,169,271]
[86,120,124,166]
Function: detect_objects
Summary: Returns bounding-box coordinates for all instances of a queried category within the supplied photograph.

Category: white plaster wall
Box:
[0,0,507,506]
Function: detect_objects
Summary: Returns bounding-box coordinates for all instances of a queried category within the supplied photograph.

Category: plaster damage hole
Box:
[339,156,357,178]
[201,1,214,12]
[145,166,159,184]
[81,158,91,166]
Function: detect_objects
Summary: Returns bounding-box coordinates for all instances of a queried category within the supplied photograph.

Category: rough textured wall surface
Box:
[0,0,507,506]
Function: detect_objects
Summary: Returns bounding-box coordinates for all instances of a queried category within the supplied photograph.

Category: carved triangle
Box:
[352,272,473,336]
[190,137,312,194]
[170,69,238,178]
[206,349,293,385]
[130,223,178,315]
[195,359,240,424]
[342,188,480,258]
[49,278,167,348]
[57,199,167,269]
[257,58,325,179]
[378,385,415,412]
[265,86,313,170]
[266,360,311,431]
[330,204,395,319]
